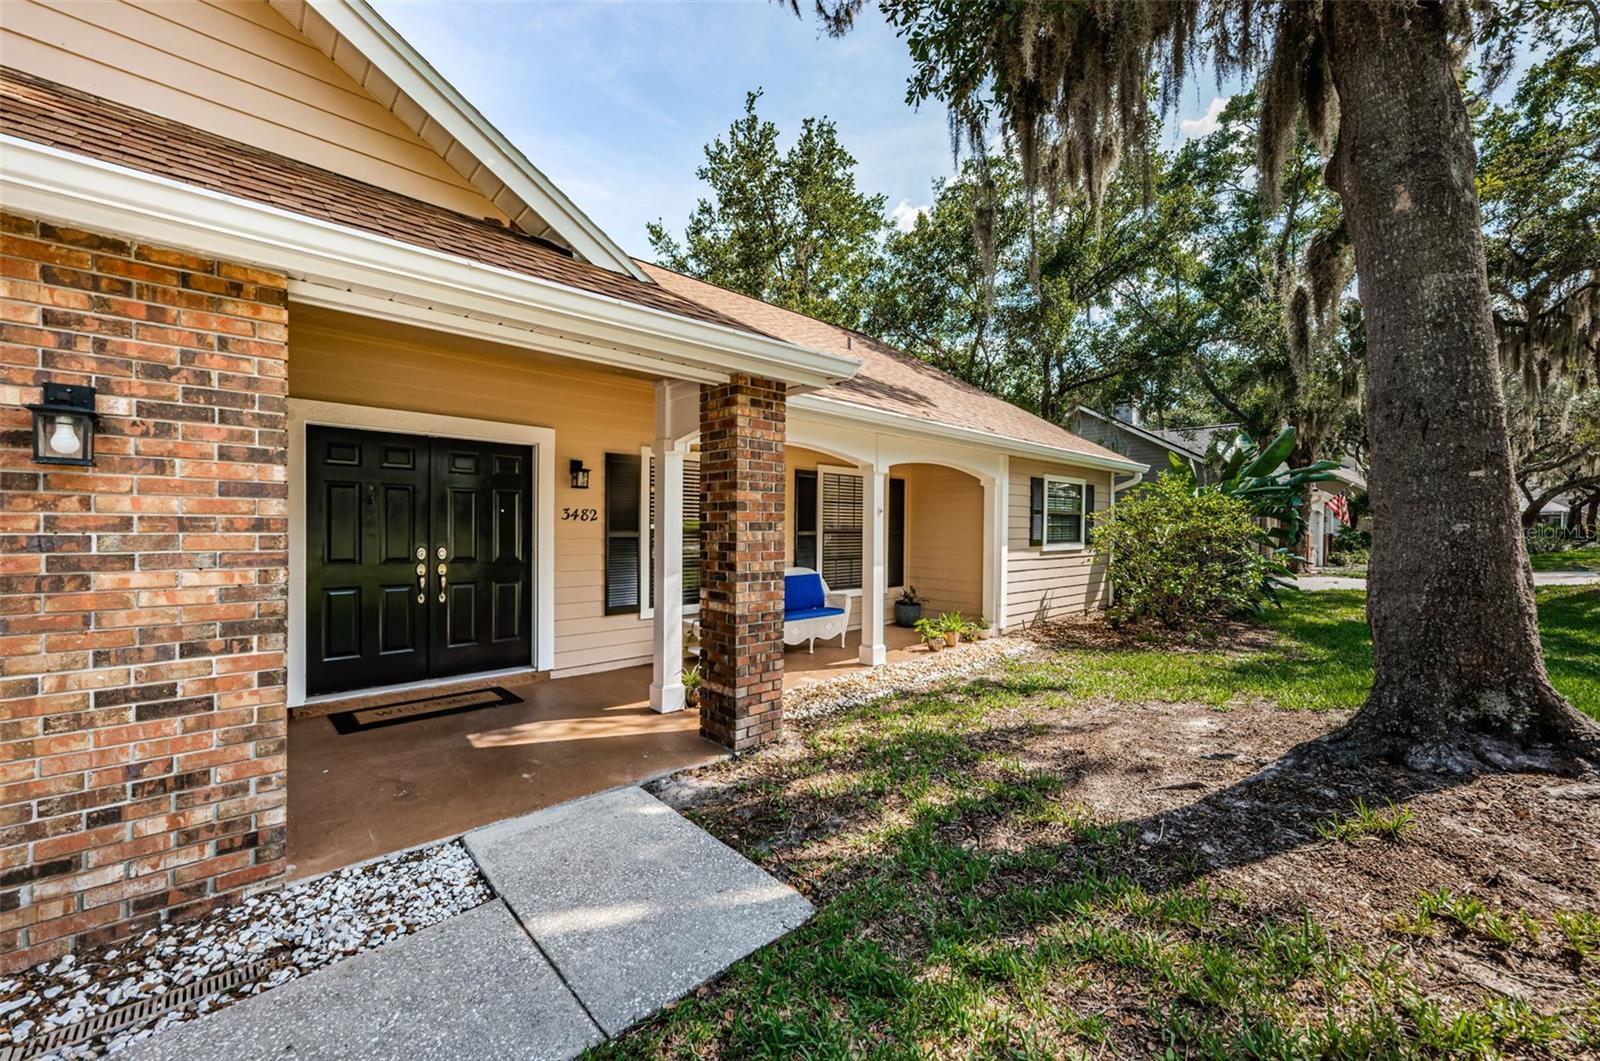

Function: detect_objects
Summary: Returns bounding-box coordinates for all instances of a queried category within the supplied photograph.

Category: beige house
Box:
[0,0,1143,969]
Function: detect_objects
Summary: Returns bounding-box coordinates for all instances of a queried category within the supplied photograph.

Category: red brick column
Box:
[697,374,786,752]
[0,215,289,972]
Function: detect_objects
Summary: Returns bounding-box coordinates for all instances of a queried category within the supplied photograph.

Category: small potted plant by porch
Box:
[915,616,944,651]
[970,616,992,641]
[937,611,966,648]
[894,585,923,628]
[682,664,702,708]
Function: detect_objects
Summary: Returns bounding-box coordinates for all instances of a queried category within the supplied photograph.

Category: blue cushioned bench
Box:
[782,567,851,652]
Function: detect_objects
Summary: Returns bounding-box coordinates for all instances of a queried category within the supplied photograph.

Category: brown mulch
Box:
[1025,612,1279,653]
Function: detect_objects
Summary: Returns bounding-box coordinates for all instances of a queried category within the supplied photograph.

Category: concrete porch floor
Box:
[287,624,927,878]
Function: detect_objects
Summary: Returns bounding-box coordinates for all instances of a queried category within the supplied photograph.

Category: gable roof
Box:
[1074,406,1213,463]
[265,0,647,280]
[640,263,1136,468]
[0,68,764,336]
[1146,422,1241,459]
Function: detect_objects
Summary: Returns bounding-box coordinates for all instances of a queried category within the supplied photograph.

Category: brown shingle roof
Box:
[639,262,1132,465]
[0,68,766,337]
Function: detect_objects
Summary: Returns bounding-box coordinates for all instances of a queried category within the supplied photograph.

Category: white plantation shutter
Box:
[645,454,702,609]
[821,469,863,590]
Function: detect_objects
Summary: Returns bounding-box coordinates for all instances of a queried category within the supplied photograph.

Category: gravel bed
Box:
[1,840,491,1059]
[784,637,1034,722]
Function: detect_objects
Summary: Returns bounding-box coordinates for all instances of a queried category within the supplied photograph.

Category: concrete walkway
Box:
[1298,570,1598,591]
[131,788,813,1060]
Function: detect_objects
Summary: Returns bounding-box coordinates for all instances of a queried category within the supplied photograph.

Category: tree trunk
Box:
[1324,2,1599,772]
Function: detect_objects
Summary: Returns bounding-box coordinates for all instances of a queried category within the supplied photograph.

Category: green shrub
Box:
[1328,526,1371,565]
[1526,523,1571,554]
[1092,473,1274,627]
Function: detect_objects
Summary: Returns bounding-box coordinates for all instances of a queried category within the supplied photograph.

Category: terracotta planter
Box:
[943,631,959,647]
[925,637,944,652]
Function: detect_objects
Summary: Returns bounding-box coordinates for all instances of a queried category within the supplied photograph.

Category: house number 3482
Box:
[562,507,599,522]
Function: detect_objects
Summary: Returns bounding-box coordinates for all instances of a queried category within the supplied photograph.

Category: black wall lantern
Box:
[568,458,590,489]
[28,383,98,466]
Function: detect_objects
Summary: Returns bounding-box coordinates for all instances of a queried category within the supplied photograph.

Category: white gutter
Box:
[793,393,1148,474]
[1112,470,1146,493]
[0,136,860,390]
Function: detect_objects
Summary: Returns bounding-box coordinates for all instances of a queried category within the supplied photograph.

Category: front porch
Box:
[287,626,925,877]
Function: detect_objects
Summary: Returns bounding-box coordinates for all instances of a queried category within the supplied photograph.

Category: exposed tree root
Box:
[1286,697,1600,778]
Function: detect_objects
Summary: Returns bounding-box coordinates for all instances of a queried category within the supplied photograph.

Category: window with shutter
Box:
[820,468,863,589]
[1040,474,1087,549]
[604,452,641,614]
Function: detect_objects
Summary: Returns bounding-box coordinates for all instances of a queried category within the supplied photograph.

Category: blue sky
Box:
[373,2,1235,258]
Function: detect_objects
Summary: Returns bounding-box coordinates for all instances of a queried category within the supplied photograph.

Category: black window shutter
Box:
[1029,476,1044,546]
[604,453,641,615]
[888,477,906,587]
[1084,482,1096,537]
[794,469,818,570]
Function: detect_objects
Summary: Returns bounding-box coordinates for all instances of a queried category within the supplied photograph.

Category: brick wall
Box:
[697,374,786,752]
[0,215,289,972]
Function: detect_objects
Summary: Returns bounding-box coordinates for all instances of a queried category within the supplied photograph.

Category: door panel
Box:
[305,426,431,695]
[305,425,533,696]
[429,436,532,678]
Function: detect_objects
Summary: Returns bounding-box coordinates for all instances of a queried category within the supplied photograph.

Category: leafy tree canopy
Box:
[647,89,888,330]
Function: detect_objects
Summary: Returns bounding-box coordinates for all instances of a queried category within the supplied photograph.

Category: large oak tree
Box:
[804,0,1600,772]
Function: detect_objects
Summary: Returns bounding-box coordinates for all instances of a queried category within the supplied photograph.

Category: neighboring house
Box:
[1070,408,1368,567]
[1067,406,1226,490]
[0,0,1144,966]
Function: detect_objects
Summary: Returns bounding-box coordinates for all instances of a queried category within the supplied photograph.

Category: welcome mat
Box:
[328,686,524,734]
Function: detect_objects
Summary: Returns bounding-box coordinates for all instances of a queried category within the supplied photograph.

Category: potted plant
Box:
[682,664,702,708]
[894,585,923,628]
[970,616,992,640]
[938,610,966,648]
[914,616,944,651]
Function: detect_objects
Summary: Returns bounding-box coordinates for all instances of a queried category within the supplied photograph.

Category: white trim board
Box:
[268,0,647,281]
[0,136,858,391]
[286,398,556,707]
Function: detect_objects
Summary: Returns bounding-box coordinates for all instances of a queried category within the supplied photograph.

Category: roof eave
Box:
[796,394,1148,473]
[274,0,650,282]
[2,135,858,389]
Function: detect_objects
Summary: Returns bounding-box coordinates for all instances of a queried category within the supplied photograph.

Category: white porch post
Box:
[982,459,1009,632]
[859,463,888,666]
[649,380,698,713]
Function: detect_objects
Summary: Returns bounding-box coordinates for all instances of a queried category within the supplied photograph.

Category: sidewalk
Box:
[129,788,813,1060]
[1298,570,1598,591]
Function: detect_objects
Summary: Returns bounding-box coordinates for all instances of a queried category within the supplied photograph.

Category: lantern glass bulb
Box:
[48,416,81,457]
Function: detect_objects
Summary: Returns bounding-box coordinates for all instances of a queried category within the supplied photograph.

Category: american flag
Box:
[1327,494,1350,524]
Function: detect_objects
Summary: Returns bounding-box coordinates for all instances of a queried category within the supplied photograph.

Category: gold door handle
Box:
[438,561,447,604]
[416,562,426,604]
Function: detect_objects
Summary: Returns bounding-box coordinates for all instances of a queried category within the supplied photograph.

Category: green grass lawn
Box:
[1530,545,1600,573]
[1025,587,1598,719]
[594,587,1600,1060]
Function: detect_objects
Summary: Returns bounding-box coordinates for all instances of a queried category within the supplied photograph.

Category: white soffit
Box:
[268,0,649,283]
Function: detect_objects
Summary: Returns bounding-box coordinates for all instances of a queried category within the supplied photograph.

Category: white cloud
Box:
[1179,96,1230,139]
[890,199,930,232]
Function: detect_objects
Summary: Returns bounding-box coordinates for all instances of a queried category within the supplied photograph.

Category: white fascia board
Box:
[793,394,1148,474]
[1,137,858,389]
[307,0,649,282]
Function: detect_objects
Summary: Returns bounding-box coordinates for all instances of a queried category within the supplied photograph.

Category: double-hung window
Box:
[1029,474,1093,550]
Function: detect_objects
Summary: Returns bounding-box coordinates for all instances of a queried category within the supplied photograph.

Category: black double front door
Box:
[305,425,533,697]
